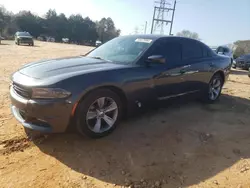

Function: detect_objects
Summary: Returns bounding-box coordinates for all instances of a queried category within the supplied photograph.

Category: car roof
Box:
[122,34,200,42]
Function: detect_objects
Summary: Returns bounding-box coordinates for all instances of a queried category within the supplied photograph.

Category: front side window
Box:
[150,40,182,65]
[87,36,153,64]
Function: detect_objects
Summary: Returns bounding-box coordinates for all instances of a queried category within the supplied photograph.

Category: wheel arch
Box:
[71,85,128,118]
[213,70,225,84]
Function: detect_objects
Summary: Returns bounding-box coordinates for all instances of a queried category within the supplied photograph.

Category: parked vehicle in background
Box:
[10,35,232,138]
[0,36,3,44]
[47,37,55,42]
[234,53,250,70]
[211,45,234,68]
[95,40,102,47]
[62,38,69,43]
[210,46,217,53]
[15,31,34,46]
[216,46,233,59]
[37,36,47,41]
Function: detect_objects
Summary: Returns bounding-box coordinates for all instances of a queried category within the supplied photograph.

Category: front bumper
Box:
[18,38,33,44]
[10,86,73,133]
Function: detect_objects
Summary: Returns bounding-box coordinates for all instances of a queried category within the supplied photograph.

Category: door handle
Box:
[182,65,191,69]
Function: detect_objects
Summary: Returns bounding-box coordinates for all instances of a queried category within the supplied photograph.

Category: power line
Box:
[151,0,176,35]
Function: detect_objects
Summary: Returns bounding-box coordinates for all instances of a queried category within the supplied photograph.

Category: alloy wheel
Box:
[86,97,118,133]
[209,77,222,100]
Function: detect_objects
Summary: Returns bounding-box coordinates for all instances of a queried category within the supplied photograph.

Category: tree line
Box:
[0,6,120,45]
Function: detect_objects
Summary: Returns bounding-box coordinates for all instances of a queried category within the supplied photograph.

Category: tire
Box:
[17,40,20,45]
[202,73,223,103]
[30,42,34,46]
[75,89,123,138]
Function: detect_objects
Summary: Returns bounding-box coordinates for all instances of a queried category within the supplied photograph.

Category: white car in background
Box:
[62,38,69,43]
[95,40,102,47]
[216,46,233,59]
[211,45,235,67]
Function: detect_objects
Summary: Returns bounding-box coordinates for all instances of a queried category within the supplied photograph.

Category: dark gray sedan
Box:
[10,35,231,138]
[234,54,250,70]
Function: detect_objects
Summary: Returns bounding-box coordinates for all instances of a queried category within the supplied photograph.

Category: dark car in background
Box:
[0,36,4,44]
[234,53,250,70]
[10,35,231,138]
[15,31,34,46]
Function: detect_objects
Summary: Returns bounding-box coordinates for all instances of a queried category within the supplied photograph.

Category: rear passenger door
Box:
[180,39,212,92]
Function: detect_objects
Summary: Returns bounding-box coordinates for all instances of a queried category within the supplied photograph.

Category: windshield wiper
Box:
[90,56,103,60]
[89,56,112,62]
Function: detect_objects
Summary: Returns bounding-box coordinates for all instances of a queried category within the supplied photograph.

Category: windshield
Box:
[87,36,153,63]
[17,32,31,37]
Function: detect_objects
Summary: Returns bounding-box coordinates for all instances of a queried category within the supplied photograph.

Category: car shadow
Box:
[231,69,249,75]
[34,94,250,187]
[16,44,39,47]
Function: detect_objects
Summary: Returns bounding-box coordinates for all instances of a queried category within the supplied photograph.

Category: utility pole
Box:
[169,0,176,35]
[144,21,148,34]
[151,0,177,35]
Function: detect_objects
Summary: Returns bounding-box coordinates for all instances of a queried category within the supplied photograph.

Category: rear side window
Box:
[223,48,230,53]
[150,40,182,64]
[182,39,203,60]
[202,46,208,57]
[202,45,213,57]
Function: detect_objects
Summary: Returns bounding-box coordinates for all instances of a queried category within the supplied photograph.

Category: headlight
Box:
[32,88,71,99]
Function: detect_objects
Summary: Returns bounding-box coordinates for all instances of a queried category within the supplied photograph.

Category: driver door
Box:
[146,39,188,99]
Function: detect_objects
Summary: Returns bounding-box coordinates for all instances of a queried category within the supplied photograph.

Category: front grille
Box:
[238,61,245,65]
[13,83,32,99]
[20,38,32,42]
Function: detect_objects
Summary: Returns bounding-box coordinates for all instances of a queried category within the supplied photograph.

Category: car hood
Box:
[237,56,250,61]
[18,56,128,79]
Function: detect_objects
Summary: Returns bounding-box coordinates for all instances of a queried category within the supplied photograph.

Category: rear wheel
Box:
[203,74,223,103]
[75,89,123,138]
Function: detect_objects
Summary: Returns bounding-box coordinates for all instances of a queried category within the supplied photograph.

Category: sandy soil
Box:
[0,40,250,188]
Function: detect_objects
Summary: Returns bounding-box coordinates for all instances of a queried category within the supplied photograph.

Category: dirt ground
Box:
[0,40,250,188]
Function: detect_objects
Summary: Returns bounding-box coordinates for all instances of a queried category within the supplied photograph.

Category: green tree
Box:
[0,6,12,35]
[97,17,120,42]
[15,11,42,37]
[0,7,120,45]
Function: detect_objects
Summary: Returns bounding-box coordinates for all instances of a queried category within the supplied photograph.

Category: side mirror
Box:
[146,55,166,64]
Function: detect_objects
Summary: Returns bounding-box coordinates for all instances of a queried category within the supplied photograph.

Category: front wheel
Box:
[202,74,223,103]
[75,89,123,138]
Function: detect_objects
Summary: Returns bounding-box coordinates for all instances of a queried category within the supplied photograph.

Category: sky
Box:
[1,0,250,46]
